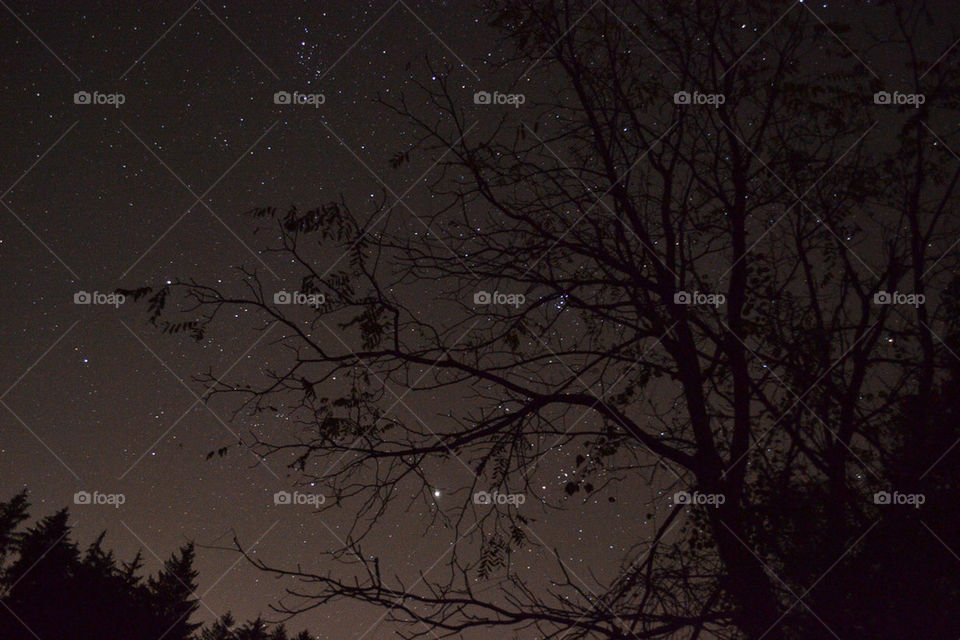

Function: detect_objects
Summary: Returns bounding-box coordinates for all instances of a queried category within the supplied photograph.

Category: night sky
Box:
[4,1,960,638]
[0,2,651,635]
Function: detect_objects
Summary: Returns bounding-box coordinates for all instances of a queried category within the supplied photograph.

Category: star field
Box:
[0,2,642,636]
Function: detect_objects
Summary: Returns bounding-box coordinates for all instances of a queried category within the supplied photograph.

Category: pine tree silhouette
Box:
[0,489,28,566]
[1,508,82,640]
[0,496,313,640]
[148,542,202,640]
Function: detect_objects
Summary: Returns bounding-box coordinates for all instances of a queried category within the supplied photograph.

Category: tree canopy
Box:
[0,493,312,640]
[125,1,960,638]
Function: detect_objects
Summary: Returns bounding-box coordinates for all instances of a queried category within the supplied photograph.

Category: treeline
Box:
[0,491,311,640]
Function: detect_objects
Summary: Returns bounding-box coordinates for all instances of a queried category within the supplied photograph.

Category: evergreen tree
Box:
[1,509,81,640]
[198,612,238,640]
[236,616,270,639]
[148,542,202,640]
[0,489,28,568]
[0,495,314,640]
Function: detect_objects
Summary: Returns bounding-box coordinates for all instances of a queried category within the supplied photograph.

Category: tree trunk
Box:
[708,505,786,640]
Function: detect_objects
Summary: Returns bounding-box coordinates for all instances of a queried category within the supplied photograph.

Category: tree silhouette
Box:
[0,490,28,567]
[1,508,85,640]
[149,542,202,640]
[0,493,313,640]
[198,613,313,640]
[129,0,960,638]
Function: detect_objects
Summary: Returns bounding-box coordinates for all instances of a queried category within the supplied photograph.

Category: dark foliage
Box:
[0,497,311,640]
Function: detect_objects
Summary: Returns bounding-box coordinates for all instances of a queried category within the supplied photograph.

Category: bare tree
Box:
[130,1,960,638]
